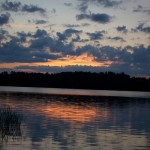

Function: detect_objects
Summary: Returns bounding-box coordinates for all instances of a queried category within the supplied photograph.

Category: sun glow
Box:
[0,53,112,71]
[45,53,112,67]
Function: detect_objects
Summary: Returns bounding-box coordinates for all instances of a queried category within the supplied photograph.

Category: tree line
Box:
[0,71,150,91]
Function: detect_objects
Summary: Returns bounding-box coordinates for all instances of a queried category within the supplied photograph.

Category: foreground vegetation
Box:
[0,71,150,91]
[0,105,22,141]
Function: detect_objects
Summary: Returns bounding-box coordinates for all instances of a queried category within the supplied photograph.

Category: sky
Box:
[0,0,150,76]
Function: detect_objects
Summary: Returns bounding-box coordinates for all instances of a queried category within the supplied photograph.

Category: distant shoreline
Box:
[0,71,150,92]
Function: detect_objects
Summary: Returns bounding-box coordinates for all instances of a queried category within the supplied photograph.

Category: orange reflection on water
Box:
[42,103,97,123]
[2,98,109,124]
[41,102,110,124]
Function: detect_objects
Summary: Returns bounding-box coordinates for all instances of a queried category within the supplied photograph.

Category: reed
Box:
[0,105,22,141]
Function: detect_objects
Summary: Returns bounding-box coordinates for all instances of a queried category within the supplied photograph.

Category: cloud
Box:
[34,20,47,25]
[96,0,122,8]
[15,65,106,73]
[1,0,21,12]
[0,13,10,26]
[133,5,150,14]
[78,1,88,13]
[57,29,82,41]
[64,3,72,7]
[0,0,46,15]
[116,26,128,33]
[64,23,91,28]
[86,31,104,40]
[30,29,75,55]
[108,36,125,42]
[22,4,46,14]
[1,28,150,76]
[17,31,32,42]
[51,8,56,14]
[0,40,60,63]
[0,30,61,63]
[64,28,82,35]
[15,44,150,77]
[72,35,81,42]
[133,23,150,33]
[34,29,49,38]
[0,28,9,42]
[76,13,112,24]
[63,24,81,28]
[0,38,46,63]
[82,23,90,26]
[78,0,122,9]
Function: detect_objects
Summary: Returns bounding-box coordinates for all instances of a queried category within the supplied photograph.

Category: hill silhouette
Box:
[0,71,150,91]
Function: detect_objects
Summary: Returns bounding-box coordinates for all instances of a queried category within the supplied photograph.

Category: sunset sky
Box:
[0,0,150,76]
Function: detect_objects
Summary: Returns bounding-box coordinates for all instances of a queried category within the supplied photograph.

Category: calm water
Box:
[0,86,150,98]
[0,89,150,150]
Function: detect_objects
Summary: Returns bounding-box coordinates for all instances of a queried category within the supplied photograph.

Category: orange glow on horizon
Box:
[0,53,112,70]
[38,53,112,67]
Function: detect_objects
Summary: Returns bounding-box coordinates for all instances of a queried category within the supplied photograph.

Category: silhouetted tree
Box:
[0,71,149,91]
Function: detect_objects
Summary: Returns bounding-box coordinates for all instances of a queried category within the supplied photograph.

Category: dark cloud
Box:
[64,23,91,28]
[64,28,82,35]
[0,38,46,63]
[0,28,9,42]
[0,0,46,15]
[72,35,81,42]
[56,32,67,41]
[64,3,72,7]
[16,65,106,73]
[0,13,10,25]
[57,29,82,41]
[108,36,125,42]
[133,5,150,14]
[34,20,47,24]
[28,19,47,24]
[17,31,32,42]
[22,4,46,14]
[116,26,128,33]
[0,28,150,76]
[15,44,150,76]
[34,29,48,38]
[74,44,150,75]
[1,0,21,12]
[133,23,150,33]
[63,24,81,28]
[87,31,104,40]
[78,0,122,9]
[0,29,62,63]
[96,0,122,7]
[30,29,75,56]
[76,13,112,24]
[30,36,53,49]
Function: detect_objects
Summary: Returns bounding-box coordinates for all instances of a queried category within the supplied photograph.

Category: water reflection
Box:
[0,93,150,150]
[42,103,97,123]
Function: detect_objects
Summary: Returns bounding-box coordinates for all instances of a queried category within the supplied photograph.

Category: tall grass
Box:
[0,105,22,141]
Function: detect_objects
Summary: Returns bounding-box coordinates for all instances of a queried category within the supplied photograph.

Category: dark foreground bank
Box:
[0,71,150,91]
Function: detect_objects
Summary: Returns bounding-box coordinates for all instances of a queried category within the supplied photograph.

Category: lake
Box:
[0,86,150,98]
[0,86,150,150]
